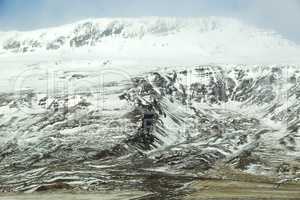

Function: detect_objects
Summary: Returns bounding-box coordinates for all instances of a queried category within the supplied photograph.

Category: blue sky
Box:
[1,0,300,43]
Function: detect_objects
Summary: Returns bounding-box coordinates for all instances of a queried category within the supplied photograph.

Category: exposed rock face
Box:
[0,65,299,194]
[3,39,42,53]
[116,66,299,173]
[3,40,21,52]
[70,22,100,47]
[46,36,66,50]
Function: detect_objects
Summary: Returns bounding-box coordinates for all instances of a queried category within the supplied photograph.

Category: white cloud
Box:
[237,0,300,43]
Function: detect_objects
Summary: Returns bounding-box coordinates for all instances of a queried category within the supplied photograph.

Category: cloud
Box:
[236,0,300,43]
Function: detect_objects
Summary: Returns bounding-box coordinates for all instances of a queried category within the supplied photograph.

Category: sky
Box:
[0,0,300,43]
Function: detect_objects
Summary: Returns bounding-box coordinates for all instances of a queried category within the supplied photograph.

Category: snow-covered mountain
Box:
[0,18,299,196]
[0,17,300,63]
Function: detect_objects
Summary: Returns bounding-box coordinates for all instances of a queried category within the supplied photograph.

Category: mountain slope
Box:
[0,64,299,194]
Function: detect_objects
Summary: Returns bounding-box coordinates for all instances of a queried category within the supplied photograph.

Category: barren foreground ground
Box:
[1,179,300,200]
[185,180,300,200]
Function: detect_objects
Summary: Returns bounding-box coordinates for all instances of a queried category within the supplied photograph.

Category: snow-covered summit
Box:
[0,17,299,63]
